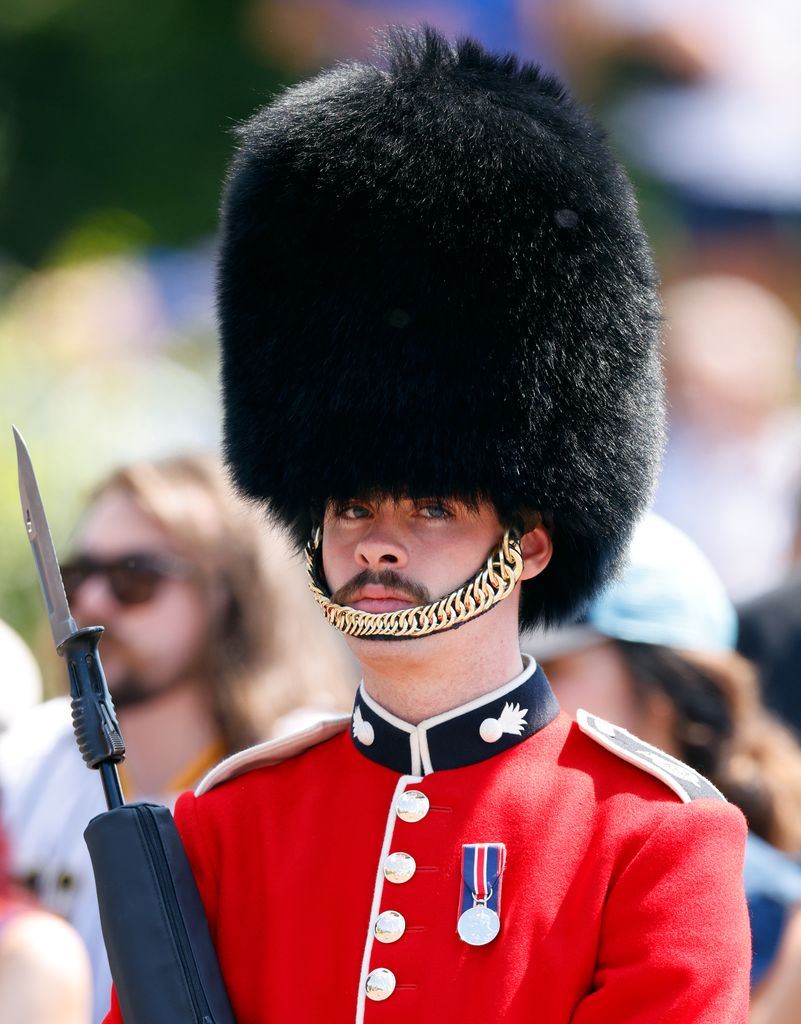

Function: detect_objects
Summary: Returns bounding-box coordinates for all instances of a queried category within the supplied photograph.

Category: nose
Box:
[353,521,409,571]
[70,574,119,624]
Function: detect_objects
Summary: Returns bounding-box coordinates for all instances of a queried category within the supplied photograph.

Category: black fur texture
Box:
[218,26,664,629]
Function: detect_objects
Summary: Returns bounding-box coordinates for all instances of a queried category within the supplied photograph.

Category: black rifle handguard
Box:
[85,803,236,1024]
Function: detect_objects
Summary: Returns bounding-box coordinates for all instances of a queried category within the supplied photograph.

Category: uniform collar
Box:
[350,655,559,775]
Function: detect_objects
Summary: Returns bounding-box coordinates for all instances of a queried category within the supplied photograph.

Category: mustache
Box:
[331,569,432,607]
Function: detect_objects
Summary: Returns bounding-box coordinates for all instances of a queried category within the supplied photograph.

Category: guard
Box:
[104,26,750,1024]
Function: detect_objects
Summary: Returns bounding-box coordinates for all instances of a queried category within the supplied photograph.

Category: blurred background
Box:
[1,0,800,691]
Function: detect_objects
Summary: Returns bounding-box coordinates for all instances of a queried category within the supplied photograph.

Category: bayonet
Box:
[14,426,125,808]
[14,428,236,1023]
[14,426,78,647]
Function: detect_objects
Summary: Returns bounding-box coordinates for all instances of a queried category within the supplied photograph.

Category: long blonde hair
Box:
[91,454,357,753]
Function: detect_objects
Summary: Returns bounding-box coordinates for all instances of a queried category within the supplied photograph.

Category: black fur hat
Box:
[218,27,664,630]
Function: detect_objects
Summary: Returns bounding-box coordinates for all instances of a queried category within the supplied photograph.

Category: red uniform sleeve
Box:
[103,987,122,1024]
[100,791,219,1024]
[171,788,221,929]
[571,799,751,1024]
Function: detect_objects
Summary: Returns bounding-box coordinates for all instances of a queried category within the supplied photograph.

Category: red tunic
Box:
[104,674,749,1023]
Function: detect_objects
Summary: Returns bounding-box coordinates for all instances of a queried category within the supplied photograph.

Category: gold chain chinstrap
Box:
[305,529,524,639]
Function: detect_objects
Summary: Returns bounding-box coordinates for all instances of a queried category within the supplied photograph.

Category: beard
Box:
[101,633,207,711]
[107,672,182,710]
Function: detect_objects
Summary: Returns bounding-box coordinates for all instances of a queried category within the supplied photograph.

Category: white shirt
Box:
[0,698,178,1023]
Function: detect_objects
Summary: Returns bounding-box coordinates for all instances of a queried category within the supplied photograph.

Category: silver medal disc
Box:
[457,904,501,946]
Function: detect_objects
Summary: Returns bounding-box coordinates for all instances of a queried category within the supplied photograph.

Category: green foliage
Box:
[0,0,284,266]
[0,1,286,675]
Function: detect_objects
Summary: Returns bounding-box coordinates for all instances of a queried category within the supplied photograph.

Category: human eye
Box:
[334,501,372,520]
[416,500,453,520]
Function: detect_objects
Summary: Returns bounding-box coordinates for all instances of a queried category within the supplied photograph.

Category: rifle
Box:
[14,427,236,1024]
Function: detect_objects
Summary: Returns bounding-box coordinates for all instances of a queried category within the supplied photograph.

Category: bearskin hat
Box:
[218,26,664,630]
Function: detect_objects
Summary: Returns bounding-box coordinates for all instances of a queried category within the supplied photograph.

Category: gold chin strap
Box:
[305,528,524,640]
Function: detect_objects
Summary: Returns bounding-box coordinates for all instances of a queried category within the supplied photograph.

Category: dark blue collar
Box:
[350,656,560,775]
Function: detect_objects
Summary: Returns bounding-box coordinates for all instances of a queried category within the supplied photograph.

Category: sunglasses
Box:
[61,552,194,607]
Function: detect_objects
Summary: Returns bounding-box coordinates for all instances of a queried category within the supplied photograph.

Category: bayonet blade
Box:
[13,427,78,648]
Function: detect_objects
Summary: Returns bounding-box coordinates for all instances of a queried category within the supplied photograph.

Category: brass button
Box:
[365,967,396,1001]
[396,790,430,823]
[374,910,406,944]
[383,851,416,884]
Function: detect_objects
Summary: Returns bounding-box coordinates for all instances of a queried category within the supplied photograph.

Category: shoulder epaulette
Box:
[195,716,350,796]
[577,708,725,803]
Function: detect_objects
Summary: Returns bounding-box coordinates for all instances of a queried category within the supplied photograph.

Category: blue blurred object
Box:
[343,0,553,61]
[587,514,737,652]
[744,832,801,986]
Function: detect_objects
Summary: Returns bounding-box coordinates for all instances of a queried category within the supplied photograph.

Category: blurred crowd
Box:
[1,2,800,1022]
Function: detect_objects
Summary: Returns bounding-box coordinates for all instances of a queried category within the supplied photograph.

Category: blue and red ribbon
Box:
[459,843,506,916]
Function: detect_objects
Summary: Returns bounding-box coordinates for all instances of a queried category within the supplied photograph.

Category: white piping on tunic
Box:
[355,774,422,1024]
[410,734,422,777]
[195,716,350,795]
[417,728,434,776]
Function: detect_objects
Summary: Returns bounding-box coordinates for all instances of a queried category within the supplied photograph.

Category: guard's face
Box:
[321,496,506,617]
[67,489,211,707]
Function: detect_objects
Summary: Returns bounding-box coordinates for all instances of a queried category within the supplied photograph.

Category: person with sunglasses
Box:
[105,27,748,1024]
[0,453,356,1023]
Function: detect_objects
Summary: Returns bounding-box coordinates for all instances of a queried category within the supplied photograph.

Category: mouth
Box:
[349,586,420,614]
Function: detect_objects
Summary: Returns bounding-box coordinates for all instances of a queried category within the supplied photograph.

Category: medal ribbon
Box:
[460,843,506,915]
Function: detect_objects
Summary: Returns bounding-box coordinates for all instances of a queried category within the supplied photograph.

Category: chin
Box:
[346,626,482,674]
[346,599,517,662]
[345,631,439,662]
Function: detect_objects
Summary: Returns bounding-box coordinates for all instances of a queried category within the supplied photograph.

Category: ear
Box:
[519,521,553,581]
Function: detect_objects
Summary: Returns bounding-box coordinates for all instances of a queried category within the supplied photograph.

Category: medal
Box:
[457,843,506,947]
[457,903,501,945]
